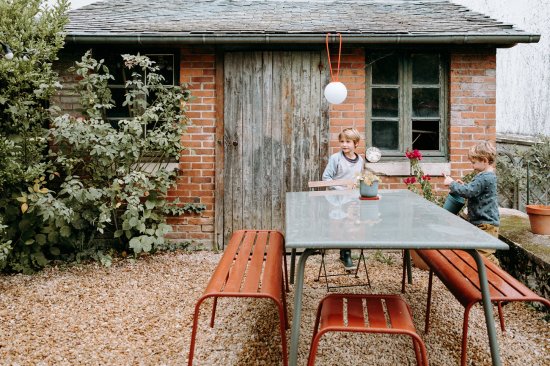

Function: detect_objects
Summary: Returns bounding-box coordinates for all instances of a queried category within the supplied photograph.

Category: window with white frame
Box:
[366,52,448,161]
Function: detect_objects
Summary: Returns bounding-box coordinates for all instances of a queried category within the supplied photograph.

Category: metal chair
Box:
[307,293,429,366]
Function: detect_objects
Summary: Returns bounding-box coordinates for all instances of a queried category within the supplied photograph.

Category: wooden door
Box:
[217,51,330,248]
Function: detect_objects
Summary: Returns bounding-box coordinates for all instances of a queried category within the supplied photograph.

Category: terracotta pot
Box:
[525,205,550,235]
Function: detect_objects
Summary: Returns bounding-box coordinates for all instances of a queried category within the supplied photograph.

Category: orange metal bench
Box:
[188,230,289,366]
[415,249,550,366]
[308,293,428,366]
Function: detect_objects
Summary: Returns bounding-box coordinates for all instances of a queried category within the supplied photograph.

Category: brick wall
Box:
[328,47,366,156]
[165,46,217,248]
[51,50,84,116]
[449,51,497,179]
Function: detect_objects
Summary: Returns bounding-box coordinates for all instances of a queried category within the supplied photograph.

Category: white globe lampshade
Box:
[324,81,347,104]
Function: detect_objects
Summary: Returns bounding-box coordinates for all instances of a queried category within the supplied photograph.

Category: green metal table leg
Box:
[405,249,413,284]
[468,249,502,366]
[289,248,313,366]
[290,249,296,285]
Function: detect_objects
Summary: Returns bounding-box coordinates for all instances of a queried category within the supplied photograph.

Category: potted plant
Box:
[525,205,550,235]
[356,170,380,198]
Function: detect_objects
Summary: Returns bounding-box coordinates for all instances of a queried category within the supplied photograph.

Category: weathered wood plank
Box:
[290,52,302,192]
[309,52,321,183]
[262,51,273,229]
[233,53,244,235]
[242,52,254,229]
[223,52,237,245]
[319,49,331,178]
[215,52,225,249]
[250,51,263,229]
[271,52,284,232]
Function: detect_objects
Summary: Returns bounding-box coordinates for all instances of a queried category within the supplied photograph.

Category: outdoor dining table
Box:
[285,189,509,366]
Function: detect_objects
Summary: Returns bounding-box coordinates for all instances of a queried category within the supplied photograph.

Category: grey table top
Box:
[285,189,508,251]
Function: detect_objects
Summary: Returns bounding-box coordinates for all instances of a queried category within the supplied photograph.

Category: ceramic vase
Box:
[359,180,379,198]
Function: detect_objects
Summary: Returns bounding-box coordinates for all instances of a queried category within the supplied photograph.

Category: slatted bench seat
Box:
[414,249,550,366]
[188,230,289,366]
[308,293,428,366]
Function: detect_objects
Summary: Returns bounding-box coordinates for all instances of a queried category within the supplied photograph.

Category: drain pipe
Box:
[65,33,540,46]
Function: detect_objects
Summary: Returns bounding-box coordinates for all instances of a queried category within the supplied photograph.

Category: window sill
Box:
[365,162,451,176]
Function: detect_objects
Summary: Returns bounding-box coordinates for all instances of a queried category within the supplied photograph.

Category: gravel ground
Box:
[0,250,548,365]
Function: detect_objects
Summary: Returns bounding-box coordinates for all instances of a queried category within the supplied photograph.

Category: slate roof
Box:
[66,0,539,45]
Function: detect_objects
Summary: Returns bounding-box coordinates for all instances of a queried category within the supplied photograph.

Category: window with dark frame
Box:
[366,52,448,161]
[94,50,179,135]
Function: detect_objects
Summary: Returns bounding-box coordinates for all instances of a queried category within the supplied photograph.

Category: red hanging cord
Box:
[325,33,342,82]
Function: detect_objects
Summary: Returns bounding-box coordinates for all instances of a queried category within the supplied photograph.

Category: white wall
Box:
[452,0,550,136]
[47,0,99,10]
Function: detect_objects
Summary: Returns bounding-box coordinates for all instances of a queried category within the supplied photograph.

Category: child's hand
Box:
[456,179,464,185]
[443,173,454,186]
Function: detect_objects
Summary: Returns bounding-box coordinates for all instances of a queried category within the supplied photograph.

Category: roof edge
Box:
[65,33,540,47]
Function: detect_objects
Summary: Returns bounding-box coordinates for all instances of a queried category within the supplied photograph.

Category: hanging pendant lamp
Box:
[324,33,347,104]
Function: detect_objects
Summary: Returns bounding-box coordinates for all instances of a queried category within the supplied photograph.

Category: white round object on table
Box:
[324,81,347,104]
[366,147,382,163]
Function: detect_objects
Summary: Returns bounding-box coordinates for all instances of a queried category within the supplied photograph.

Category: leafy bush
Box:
[0,1,204,273]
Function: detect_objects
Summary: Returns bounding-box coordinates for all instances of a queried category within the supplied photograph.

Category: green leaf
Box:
[60,226,71,237]
[35,234,47,245]
[49,247,61,256]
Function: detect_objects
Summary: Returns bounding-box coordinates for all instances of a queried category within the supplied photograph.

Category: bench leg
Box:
[307,329,328,366]
[460,304,474,366]
[424,269,434,334]
[281,274,289,329]
[210,296,218,328]
[410,336,429,366]
[188,297,207,366]
[274,298,289,366]
[497,302,505,332]
[283,248,289,292]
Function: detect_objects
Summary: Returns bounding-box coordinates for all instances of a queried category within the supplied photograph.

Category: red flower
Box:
[405,149,423,160]
[403,177,416,185]
[422,174,431,181]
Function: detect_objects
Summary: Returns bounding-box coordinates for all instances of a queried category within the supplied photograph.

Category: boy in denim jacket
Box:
[444,142,500,265]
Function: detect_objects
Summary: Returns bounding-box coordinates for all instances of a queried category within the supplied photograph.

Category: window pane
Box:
[372,88,399,117]
[412,54,439,84]
[412,88,439,117]
[372,120,399,150]
[105,88,131,118]
[412,120,440,150]
[371,54,398,84]
[147,54,175,85]
[102,54,128,85]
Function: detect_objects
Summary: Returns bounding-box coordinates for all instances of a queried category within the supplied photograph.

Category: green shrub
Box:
[0,1,204,273]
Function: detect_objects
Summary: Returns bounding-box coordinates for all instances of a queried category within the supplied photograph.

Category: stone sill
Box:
[365,162,451,176]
